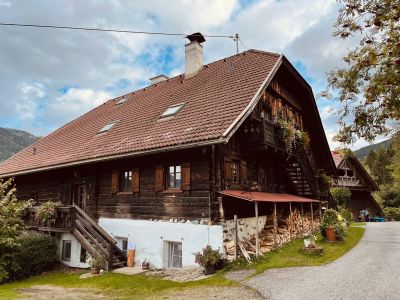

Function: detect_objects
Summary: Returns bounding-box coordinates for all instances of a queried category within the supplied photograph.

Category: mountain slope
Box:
[0,128,38,162]
[354,139,392,161]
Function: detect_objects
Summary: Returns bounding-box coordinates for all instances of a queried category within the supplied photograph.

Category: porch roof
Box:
[219,190,320,203]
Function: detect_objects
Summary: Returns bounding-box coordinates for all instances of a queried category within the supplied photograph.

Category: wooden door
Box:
[76,184,87,211]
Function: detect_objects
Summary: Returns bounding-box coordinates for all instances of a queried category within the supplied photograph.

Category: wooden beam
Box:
[301,203,304,234]
[310,203,314,233]
[234,214,238,260]
[255,201,259,257]
[289,202,292,240]
[273,202,277,249]
[319,202,322,221]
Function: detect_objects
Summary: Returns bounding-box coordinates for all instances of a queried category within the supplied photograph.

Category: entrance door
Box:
[76,184,87,211]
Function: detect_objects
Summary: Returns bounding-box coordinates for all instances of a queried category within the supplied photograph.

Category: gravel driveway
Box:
[246,223,400,300]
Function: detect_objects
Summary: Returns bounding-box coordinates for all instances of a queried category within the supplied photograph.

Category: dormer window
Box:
[160,103,185,118]
[98,121,117,134]
[116,97,128,106]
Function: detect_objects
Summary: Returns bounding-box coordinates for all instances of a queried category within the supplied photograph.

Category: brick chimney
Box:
[185,32,206,79]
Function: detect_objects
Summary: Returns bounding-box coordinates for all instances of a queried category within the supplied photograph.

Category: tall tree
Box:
[327,0,400,144]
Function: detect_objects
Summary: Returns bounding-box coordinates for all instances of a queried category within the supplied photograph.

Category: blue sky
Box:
[0,0,383,149]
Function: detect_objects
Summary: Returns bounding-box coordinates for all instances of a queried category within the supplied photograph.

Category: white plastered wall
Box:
[99,218,224,269]
[57,232,90,268]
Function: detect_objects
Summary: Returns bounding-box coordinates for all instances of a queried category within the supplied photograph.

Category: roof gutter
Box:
[0,137,227,178]
[221,54,283,140]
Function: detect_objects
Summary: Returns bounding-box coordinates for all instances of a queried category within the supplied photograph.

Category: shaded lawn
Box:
[0,225,365,299]
[0,271,235,300]
[253,225,365,274]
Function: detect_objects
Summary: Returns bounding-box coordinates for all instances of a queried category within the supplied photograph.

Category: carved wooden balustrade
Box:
[24,206,74,231]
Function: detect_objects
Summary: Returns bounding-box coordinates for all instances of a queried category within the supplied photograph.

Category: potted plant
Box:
[87,251,106,274]
[320,209,345,242]
[303,234,317,248]
[194,245,221,275]
[34,200,62,227]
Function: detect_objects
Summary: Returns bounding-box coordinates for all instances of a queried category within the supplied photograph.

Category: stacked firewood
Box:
[224,210,320,259]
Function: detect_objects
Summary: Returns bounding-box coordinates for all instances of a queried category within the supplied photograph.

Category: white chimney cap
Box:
[149,74,169,85]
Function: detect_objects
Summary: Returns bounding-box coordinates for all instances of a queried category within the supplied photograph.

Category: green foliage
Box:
[320,209,347,241]
[0,178,33,283]
[338,206,353,225]
[383,207,400,221]
[88,251,106,269]
[331,187,352,206]
[194,245,222,267]
[276,119,310,155]
[35,200,62,225]
[9,235,58,280]
[326,0,400,143]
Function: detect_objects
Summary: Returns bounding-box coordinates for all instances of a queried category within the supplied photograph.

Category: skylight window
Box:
[160,103,185,118]
[98,121,117,134]
[116,97,128,106]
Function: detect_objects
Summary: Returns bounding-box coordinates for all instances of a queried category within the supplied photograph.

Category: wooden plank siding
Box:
[15,148,212,221]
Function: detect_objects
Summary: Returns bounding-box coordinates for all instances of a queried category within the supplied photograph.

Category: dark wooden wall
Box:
[15,147,212,221]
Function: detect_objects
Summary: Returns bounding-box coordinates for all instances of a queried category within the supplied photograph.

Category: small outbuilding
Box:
[332,151,383,219]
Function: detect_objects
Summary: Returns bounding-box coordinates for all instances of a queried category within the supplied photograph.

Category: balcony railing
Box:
[24,206,74,231]
[242,119,283,150]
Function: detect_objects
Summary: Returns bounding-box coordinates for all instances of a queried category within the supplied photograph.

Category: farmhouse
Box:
[332,150,382,219]
[0,33,336,269]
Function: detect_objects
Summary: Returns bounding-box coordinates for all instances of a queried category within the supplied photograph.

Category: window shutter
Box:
[241,160,248,184]
[111,170,119,194]
[132,168,140,193]
[155,165,164,192]
[182,162,191,191]
[224,156,232,181]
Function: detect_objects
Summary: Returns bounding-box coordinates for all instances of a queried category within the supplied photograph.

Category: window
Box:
[166,241,182,268]
[119,171,132,192]
[98,121,117,134]
[116,97,127,106]
[80,247,87,263]
[231,160,240,183]
[62,240,72,261]
[167,165,181,189]
[160,103,185,118]
[121,239,128,256]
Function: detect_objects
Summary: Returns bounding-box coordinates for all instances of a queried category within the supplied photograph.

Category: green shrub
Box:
[10,234,58,280]
[383,207,400,221]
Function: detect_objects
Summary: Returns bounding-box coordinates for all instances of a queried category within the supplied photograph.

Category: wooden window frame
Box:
[119,170,133,193]
[231,160,240,184]
[167,165,182,190]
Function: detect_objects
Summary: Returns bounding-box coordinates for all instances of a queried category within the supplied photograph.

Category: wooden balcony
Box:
[241,119,283,151]
[24,206,74,232]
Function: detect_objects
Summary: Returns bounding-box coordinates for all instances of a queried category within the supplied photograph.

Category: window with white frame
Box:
[62,240,72,261]
[165,241,182,268]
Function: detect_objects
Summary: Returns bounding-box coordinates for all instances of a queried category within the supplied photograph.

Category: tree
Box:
[0,178,32,282]
[327,0,400,144]
[331,187,352,206]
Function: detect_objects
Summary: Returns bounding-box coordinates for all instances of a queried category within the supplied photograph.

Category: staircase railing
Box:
[293,145,319,196]
[24,205,126,271]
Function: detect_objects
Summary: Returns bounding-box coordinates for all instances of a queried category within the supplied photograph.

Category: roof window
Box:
[98,121,117,134]
[160,103,185,118]
[116,97,128,106]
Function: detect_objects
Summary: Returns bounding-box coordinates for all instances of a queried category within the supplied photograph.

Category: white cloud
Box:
[16,82,47,120]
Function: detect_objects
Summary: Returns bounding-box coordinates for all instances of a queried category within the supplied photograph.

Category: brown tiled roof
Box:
[331,151,342,167]
[0,50,281,176]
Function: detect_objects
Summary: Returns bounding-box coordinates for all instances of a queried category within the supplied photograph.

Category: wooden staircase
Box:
[285,161,313,196]
[285,145,319,197]
[72,206,127,270]
[24,205,127,270]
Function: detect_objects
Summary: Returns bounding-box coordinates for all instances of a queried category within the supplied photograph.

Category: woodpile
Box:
[224,209,320,259]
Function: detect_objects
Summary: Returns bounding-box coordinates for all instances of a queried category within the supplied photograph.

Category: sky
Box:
[0,0,385,150]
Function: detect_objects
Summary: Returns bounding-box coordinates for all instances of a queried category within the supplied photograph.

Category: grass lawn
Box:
[0,224,365,299]
[252,224,365,274]
[0,269,235,300]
